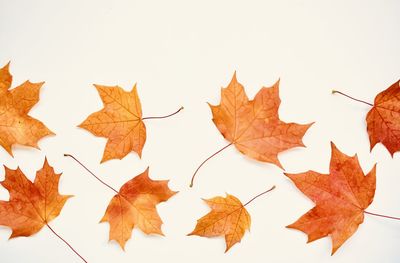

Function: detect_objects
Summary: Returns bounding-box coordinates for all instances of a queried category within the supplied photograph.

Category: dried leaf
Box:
[79,84,146,163]
[101,168,176,249]
[285,142,376,254]
[188,193,251,252]
[366,80,400,155]
[0,158,72,237]
[210,73,312,168]
[0,63,54,156]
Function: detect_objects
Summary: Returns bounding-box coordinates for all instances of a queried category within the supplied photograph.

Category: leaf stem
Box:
[46,223,88,263]
[243,186,276,206]
[64,154,119,194]
[190,143,233,188]
[142,106,184,120]
[332,90,373,106]
[364,210,400,221]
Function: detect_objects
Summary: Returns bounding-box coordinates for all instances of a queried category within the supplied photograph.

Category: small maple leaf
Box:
[366,80,400,156]
[188,194,251,252]
[285,142,376,255]
[78,84,146,163]
[188,186,275,252]
[0,158,72,238]
[100,167,177,249]
[0,62,54,156]
[191,73,312,186]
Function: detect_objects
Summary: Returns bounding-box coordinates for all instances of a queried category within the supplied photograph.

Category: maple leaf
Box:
[0,62,54,156]
[190,73,312,186]
[188,186,275,252]
[333,80,400,156]
[79,84,183,163]
[366,80,400,156]
[0,158,72,237]
[285,142,376,255]
[0,158,89,262]
[99,167,176,249]
[64,154,177,250]
[78,84,146,163]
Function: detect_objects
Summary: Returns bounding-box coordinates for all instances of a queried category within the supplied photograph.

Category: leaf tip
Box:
[42,156,50,166]
[2,61,11,71]
[230,71,238,83]
[330,141,337,150]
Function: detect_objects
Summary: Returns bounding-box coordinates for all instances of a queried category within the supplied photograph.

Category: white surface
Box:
[0,0,400,262]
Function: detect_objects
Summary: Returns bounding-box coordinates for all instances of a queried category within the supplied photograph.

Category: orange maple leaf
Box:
[100,167,176,249]
[79,84,183,163]
[366,80,400,156]
[0,158,71,237]
[78,84,146,163]
[0,63,54,156]
[285,142,376,255]
[191,73,312,186]
[188,186,275,252]
[64,154,177,250]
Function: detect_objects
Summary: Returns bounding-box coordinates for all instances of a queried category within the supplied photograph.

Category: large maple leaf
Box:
[188,186,275,252]
[0,63,54,156]
[366,80,400,156]
[78,84,146,163]
[0,158,72,237]
[191,73,312,186]
[100,167,177,249]
[285,142,376,255]
[210,73,312,166]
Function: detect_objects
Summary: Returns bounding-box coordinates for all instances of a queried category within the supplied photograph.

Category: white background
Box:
[0,0,399,262]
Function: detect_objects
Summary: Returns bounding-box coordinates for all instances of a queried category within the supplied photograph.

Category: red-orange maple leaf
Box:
[333,80,400,156]
[285,142,376,254]
[366,80,400,156]
[0,159,86,262]
[0,158,71,237]
[0,63,54,156]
